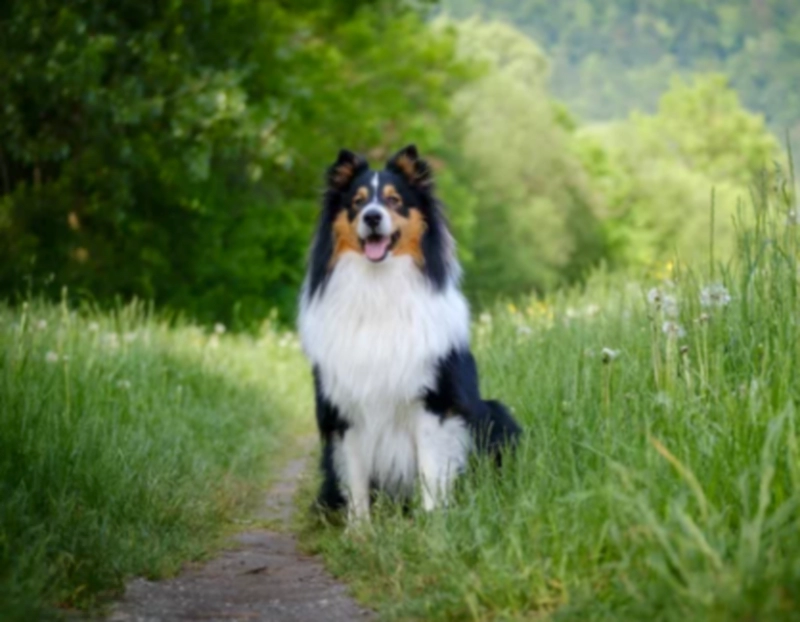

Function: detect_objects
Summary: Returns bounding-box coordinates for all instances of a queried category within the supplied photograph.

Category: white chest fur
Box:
[299,253,470,415]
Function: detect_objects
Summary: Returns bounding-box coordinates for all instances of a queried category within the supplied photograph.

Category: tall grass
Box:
[303,182,800,620]
[0,301,311,619]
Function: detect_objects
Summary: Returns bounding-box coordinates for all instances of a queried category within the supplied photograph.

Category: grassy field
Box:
[301,192,800,620]
[0,301,311,619]
[3,192,798,621]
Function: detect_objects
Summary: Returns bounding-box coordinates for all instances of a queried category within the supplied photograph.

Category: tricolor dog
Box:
[298,145,521,522]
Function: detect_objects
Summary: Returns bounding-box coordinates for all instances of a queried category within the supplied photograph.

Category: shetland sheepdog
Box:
[298,145,521,522]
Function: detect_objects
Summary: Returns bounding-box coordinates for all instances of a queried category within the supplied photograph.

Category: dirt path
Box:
[109,442,373,622]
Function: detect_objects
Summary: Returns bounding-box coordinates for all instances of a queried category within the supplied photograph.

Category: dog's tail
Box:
[470,399,522,466]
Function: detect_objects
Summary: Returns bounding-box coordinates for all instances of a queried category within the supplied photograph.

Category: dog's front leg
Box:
[415,412,471,511]
[339,429,371,524]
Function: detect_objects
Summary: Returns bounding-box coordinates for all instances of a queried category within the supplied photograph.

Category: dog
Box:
[298,145,521,522]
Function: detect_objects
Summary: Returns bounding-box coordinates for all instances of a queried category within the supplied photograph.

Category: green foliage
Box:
[0,1,471,325]
[577,75,780,266]
[0,1,790,321]
[0,301,311,618]
[445,19,607,299]
[303,167,800,622]
[440,0,800,142]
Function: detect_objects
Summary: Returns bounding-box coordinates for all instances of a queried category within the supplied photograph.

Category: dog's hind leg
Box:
[475,400,522,466]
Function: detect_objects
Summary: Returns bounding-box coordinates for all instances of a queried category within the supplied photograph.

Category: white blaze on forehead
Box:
[363,171,382,210]
[357,171,391,240]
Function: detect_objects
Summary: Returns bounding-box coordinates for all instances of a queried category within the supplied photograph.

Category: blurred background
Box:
[0,0,796,327]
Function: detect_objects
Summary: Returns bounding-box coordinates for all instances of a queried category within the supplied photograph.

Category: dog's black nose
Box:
[363,210,382,229]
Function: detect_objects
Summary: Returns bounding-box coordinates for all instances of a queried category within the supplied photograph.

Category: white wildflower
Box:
[662,321,686,339]
[516,325,533,336]
[478,312,492,325]
[584,304,600,317]
[700,283,731,308]
[695,313,710,324]
[661,294,679,318]
[103,333,120,349]
[787,209,800,226]
[601,347,620,363]
[214,322,226,335]
[116,379,131,390]
[45,351,59,363]
[123,331,137,343]
[648,287,679,316]
[655,392,672,408]
[88,321,100,332]
[36,319,48,331]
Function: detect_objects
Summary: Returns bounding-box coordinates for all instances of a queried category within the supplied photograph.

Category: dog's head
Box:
[325,144,434,265]
[305,145,455,298]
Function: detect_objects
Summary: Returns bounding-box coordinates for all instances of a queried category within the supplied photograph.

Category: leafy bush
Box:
[0,1,470,325]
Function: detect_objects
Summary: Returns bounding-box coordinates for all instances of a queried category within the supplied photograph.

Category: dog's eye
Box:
[385,195,401,209]
[353,196,366,209]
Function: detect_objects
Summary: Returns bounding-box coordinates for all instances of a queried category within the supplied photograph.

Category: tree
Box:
[0,1,471,324]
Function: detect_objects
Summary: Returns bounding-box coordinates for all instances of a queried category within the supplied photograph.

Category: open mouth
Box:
[361,232,400,262]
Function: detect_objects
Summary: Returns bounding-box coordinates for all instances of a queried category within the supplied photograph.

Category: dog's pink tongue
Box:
[364,236,390,261]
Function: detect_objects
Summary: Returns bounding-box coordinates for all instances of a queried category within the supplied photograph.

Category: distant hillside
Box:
[441,0,800,144]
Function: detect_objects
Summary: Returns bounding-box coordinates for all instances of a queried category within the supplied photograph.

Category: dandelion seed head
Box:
[695,312,710,324]
[648,288,679,316]
[601,347,620,363]
[647,287,662,305]
[116,379,131,390]
[700,283,731,308]
[662,321,686,339]
[214,322,226,335]
[584,304,600,317]
[88,321,100,332]
[45,351,59,363]
[36,319,48,331]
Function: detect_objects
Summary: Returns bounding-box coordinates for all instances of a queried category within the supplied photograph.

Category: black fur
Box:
[307,145,523,512]
[424,349,522,466]
[306,145,452,299]
[313,366,348,511]
[307,149,369,299]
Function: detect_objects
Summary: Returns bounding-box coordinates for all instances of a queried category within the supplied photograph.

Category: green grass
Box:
[0,301,311,619]
[301,192,800,620]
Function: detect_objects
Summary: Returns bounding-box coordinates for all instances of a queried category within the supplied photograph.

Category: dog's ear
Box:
[386,144,433,190]
[326,149,368,192]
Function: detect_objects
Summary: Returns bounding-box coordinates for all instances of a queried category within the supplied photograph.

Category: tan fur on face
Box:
[352,186,369,209]
[330,206,427,267]
[391,208,426,265]
[382,184,402,207]
[331,211,361,266]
